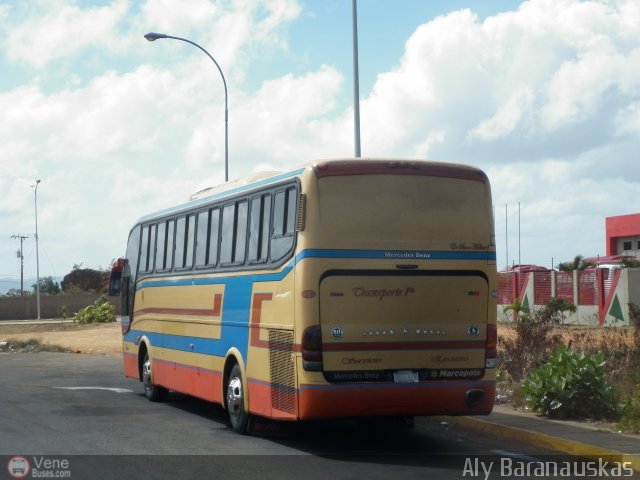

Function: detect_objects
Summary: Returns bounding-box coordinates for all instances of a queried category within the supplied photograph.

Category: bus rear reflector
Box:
[485,324,497,369]
[302,325,322,371]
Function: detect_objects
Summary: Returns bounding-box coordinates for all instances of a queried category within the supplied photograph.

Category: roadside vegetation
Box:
[73,295,116,324]
[497,298,640,432]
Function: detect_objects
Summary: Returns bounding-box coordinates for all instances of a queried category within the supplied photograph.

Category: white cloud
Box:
[468,89,534,142]
[6,0,129,68]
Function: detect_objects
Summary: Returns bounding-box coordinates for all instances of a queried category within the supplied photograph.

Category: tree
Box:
[620,258,640,269]
[503,298,530,319]
[61,267,109,293]
[540,297,577,324]
[558,254,595,272]
[2,288,30,297]
[32,276,61,295]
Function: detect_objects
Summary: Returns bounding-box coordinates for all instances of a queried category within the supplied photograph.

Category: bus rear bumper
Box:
[297,380,495,420]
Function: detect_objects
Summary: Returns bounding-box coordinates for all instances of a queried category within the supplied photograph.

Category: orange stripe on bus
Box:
[249,293,273,348]
[135,293,223,318]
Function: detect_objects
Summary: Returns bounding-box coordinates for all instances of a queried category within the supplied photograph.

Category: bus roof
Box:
[135,158,488,225]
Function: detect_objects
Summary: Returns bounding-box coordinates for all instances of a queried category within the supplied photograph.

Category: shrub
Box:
[74,296,116,324]
[618,389,640,433]
[497,309,563,383]
[521,346,618,420]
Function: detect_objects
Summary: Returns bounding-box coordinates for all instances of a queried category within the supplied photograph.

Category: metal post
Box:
[505,204,508,270]
[352,0,362,158]
[33,180,41,319]
[144,32,229,182]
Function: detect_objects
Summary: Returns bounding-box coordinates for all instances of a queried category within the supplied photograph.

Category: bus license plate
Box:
[393,370,419,383]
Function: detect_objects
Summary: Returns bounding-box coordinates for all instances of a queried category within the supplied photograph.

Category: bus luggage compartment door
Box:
[319,271,489,382]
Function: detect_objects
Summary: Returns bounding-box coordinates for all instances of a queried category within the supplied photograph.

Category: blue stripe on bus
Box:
[129,248,496,359]
[135,248,496,291]
[125,329,238,358]
[294,249,496,262]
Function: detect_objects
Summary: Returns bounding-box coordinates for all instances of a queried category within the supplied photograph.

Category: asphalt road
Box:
[0,353,577,480]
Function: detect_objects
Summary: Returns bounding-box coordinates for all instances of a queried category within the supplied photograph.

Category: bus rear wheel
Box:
[142,352,168,402]
[226,364,249,434]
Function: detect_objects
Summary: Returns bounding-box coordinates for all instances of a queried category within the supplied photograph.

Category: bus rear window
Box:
[317,175,492,245]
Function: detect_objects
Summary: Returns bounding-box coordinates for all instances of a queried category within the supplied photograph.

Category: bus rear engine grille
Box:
[269,330,296,415]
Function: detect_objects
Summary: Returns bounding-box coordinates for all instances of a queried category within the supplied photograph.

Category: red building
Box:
[606,213,640,257]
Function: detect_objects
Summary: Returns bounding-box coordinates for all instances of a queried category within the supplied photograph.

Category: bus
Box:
[109,159,498,433]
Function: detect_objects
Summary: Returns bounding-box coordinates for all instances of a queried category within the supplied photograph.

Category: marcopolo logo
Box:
[7,456,30,479]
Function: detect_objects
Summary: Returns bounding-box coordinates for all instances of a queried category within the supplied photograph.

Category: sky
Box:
[1,0,639,292]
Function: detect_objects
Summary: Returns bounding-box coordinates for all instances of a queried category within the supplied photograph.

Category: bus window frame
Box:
[133,178,300,278]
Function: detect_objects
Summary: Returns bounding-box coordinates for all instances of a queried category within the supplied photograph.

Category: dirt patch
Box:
[0,321,121,356]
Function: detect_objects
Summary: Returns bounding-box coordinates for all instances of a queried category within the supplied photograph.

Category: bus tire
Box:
[226,364,249,434]
[142,351,168,402]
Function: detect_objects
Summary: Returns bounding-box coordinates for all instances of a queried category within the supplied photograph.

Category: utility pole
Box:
[11,234,28,295]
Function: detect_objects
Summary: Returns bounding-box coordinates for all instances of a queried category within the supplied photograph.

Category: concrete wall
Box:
[0,294,120,321]
[498,268,640,326]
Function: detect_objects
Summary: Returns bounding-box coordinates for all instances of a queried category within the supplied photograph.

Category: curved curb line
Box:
[437,415,640,472]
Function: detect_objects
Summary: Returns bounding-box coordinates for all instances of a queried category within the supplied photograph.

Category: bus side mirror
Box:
[109,258,126,296]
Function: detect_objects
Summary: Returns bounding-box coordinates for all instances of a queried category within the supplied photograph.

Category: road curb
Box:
[438,415,640,472]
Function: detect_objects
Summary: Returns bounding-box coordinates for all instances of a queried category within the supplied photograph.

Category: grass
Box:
[497,313,640,432]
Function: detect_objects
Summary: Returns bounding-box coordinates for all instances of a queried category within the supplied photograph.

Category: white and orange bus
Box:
[110,159,497,433]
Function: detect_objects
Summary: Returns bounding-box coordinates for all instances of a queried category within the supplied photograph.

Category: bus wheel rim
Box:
[143,358,152,392]
[227,376,243,418]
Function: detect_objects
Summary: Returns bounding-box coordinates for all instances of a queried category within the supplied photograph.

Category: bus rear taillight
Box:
[485,324,497,369]
[302,325,323,372]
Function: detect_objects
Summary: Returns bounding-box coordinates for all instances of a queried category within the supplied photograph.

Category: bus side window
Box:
[220,204,235,264]
[195,211,208,267]
[123,225,141,316]
[140,226,150,273]
[235,201,248,264]
[271,188,296,261]
[208,208,220,267]
[248,194,271,263]
[156,222,166,270]
[148,224,156,272]
[165,220,175,270]
[175,216,186,269]
[185,214,196,269]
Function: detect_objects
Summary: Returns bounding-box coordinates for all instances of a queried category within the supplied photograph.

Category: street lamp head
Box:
[144,32,168,42]
[31,179,41,188]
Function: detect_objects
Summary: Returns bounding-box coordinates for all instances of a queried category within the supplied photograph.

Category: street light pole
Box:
[32,180,41,319]
[144,32,229,182]
[352,0,362,158]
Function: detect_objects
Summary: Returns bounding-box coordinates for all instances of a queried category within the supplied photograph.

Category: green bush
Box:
[74,296,116,324]
[521,346,617,420]
[618,390,640,433]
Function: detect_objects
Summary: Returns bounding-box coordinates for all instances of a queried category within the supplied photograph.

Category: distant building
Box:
[606,213,640,257]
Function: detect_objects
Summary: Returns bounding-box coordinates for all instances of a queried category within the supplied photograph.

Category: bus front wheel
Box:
[226,364,249,434]
[142,351,168,402]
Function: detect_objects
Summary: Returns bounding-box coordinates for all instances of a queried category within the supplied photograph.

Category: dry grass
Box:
[0,321,121,356]
[497,321,640,405]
